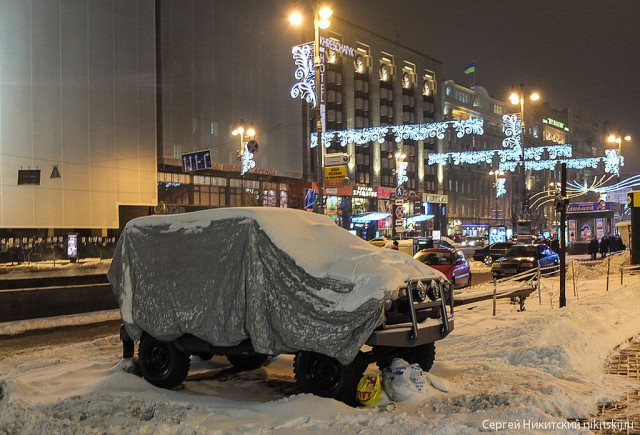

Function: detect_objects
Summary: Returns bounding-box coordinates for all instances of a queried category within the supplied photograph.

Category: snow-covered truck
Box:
[108,208,454,404]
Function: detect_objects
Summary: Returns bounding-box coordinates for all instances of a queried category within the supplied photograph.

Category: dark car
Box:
[414,248,472,289]
[472,241,516,265]
[491,243,559,279]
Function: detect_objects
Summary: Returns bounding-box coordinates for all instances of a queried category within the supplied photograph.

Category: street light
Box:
[607,130,632,157]
[289,3,332,214]
[509,82,541,224]
[232,121,257,206]
[489,169,505,223]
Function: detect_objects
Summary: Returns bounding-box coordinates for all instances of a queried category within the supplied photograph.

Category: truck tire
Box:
[294,351,366,405]
[404,343,436,372]
[227,354,269,371]
[138,334,190,389]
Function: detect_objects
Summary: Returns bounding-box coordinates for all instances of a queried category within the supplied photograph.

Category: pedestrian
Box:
[599,235,609,259]
[550,235,560,253]
[607,233,616,253]
[588,236,598,260]
[391,240,399,250]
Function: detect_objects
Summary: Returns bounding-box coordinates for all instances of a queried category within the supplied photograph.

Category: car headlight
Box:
[470,241,475,246]
[414,281,428,302]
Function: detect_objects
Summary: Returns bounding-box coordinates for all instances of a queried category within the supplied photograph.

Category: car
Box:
[368,236,394,248]
[460,236,486,248]
[491,243,560,279]
[413,237,455,252]
[109,208,455,405]
[472,241,516,265]
[413,248,472,289]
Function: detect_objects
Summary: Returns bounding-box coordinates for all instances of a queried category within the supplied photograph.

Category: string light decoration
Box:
[496,178,507,198]
[310,118,484,148]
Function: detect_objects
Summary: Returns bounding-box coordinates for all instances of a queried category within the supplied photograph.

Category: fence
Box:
[0,237,117,265]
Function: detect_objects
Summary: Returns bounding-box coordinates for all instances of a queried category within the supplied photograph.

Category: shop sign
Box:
[423,193,448,204]
[377,187,391,199]
[353,186,377,197]
[324,165,350,187]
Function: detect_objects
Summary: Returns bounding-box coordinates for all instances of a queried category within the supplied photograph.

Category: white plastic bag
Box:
[381,358,427,402]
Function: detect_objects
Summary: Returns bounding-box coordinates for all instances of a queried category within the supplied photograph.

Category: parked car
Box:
[109,208,455,405]
[414,248,472,289]
[461,236,486,248]
[472,241,516,265]
[413,237,455,252]
[491,243,559,279]
[368,237,394,248]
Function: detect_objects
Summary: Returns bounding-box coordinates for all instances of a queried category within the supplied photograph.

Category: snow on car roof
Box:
[124,207,444,306]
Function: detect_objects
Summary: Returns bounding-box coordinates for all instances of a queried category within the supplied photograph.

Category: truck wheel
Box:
[227,354,269,371]
[294,351,366,405]
[404,343,436,372]
[138,334,190,389]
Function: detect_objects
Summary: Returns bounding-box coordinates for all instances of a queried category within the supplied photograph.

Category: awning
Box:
[405,214,435,224]
[351,212,391,223]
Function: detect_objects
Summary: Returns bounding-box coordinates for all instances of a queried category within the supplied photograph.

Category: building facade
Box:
[440,81,512,241]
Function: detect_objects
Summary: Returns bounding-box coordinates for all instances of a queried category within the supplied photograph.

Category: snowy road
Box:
[0,253,638,433]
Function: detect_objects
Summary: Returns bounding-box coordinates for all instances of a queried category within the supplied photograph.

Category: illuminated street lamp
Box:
[607,130,632,156]
[509,83,541,223]
[232,122,257,206]
[289,3,332,214]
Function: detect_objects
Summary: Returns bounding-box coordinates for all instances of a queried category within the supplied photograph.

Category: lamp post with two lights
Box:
[290,3,333,214]
[509,83,541,224]
[232,122,256,206]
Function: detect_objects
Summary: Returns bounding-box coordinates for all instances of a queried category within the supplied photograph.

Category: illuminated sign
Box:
[542,118,567,130]
[377,187,392,199]
[319,36,355,57]
[353,186,377,197]
[324,165,349,187]
[423,193,448,204]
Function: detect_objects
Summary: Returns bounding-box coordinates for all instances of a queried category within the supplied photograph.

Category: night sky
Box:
[340,0,640,173]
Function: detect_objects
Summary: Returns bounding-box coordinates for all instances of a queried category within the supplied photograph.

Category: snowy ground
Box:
[1,253,638,433]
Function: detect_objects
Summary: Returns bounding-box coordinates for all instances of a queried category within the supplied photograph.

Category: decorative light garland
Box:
[310,118,484,148]
[290,42,317,107]
[396,160,409,186]
[240,144,256,175]
[496,178,506,198]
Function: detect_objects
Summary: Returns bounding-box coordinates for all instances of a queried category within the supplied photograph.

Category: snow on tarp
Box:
[108,208,443,364]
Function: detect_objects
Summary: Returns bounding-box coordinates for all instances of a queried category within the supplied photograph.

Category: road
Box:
[0,319,121,356]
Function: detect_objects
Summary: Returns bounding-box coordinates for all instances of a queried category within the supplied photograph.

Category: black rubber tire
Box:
[483,255,493,265]
[227,354,269,371]
[138,334,190,389]
[294,351,366,405]
[403,343,436,372]
[196,353,215,361]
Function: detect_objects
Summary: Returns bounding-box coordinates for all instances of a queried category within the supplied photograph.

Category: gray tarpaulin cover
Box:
[109,211,392,364]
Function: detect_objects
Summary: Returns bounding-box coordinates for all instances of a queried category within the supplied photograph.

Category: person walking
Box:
[550,235,560,253]
[599,235,609,259]
[588,236,599,260]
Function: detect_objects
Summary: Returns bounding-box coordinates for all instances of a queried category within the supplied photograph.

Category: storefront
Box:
[567,201,619,254]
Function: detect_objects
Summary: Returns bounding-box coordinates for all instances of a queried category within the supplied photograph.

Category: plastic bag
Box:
[381,358,427,402]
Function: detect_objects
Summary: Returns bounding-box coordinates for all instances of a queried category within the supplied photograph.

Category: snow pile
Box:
[1,260,639,432]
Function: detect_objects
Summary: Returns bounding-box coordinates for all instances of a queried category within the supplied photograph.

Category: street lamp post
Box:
[290,3,332,215]
[232,122,256,206]
[489,169,505,224]
[509,83,540,225]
